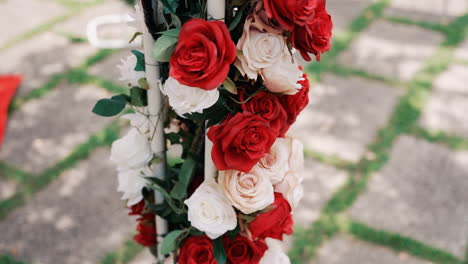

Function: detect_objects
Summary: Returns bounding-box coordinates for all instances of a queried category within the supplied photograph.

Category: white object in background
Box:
[86,14,141,49]
[204,0,225,182]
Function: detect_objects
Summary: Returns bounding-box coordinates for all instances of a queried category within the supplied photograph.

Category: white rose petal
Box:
[235,17,287,80]
[121,112,151,135]
[117,168,149,206]
[218,169,274,214]
[162,77,219,117]
[185,181,237,239]
[117,54,146,87]
[254,138,291,185]
[260,238,291,264]
[110,128,153,171]
[261,55,303,95]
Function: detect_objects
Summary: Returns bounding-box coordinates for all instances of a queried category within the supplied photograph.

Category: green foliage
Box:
[131,50,146,72]
[129,87,148,107]
[0,254,26,264]
[213,238,228,264]
[92,95,128,117]
[160,229,188,256]
[152,34,178,62]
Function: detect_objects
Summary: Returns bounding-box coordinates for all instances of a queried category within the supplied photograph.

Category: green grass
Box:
[0,254,27,264]
[0,121,121,220]
[385,16,450,34]
[0,162,33,186]
[304,148,356,172]
[410,127,468,150]
[348,221,464,264]
[100,239,144,264]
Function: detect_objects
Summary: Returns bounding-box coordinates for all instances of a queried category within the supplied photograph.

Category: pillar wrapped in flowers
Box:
[92,0,333,262]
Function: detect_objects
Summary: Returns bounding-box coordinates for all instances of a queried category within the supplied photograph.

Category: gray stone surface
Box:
[455,40,468,61]
[385,0,468,24]
[327,0,372,33]
[420,65,468,138]
[0,0,66,46]
[0,178,17,200]
[312,235,431,264]
[294,159,349,226]
[337,20,443,81]
[89,49,131,82]
[350,135,468,257]
[55,0,134,40]
[0,32,97,96]
[0,84,111,173]
[0,148,135,264]
[129,250,156,264]
[289,74,401,162]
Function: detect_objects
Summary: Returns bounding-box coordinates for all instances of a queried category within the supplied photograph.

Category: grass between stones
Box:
[0,121,121,220]
[0,254,26,264]
[409,127,468,151]
[289,6,468,264]
[100,239,144,264]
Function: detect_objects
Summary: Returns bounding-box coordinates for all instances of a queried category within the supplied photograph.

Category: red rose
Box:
[263,0,295,31]
[295,0,326,26]
[208,112,277,173]
[292,10,333,61]
[223,235,268,264]
[240,91,287,134]
[249,193,293,240]
[170,19,236,90]
[178,236,216,264]
[280,72,310,136]
[129,201,157,247]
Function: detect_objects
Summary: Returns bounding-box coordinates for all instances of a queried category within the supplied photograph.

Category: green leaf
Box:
[227,224,240,240]
[129,32,142,44]
[213,238,227,264]
[179,157,196,187]
[92,97,127,117]
[159,28,180,38]
[131,50,145,72]
[152,35,178,62]
[130,87,148,106]
[160,229,186,255]
[166,132,181,144]
[170,181,186,200]
[222,77,238,94]
[160,0,178,14]
[229,9,244,31]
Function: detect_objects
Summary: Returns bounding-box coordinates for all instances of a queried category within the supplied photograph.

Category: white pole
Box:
[204,0,225,182]
[138,2,168,262]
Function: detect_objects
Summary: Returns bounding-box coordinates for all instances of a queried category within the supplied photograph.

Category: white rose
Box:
[122,111,150,135]
[185,181,237,239]
[261,55,304,95]
[162,77,219,117]
[110,128,153,171]
[218,169,274,214]
[117,168,150,206]
[254,138,291,185]
[260,238,291,264]
[274,138,305,209]
[235,17,287,80]
[117,54,146,87]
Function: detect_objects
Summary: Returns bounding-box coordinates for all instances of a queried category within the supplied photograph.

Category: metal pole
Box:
[138,2,168,262]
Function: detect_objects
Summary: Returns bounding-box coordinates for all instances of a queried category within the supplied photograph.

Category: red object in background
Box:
[0,75,21,149]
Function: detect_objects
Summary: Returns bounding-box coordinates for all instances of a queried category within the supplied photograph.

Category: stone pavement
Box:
[0,0,468,263]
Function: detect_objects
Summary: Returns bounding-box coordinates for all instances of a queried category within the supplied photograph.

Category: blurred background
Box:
[1,0,468,263]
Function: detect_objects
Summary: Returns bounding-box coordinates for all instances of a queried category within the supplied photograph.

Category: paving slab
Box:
[0,148,135,264]
[455,39,468,61]
[0,0,66,47]
[311,235,432,264]
[385,0,468,24]
[337,20,444,82]
[350,135,468,257]
[0,178,17,200]
[327,0,372,33]
[55,0,134,40]
[0,84,111,173]
[294,158,349,226]
[129,250,156,264]
[289,74,401,162]
[0,32,97,97]
[420,65,468,138]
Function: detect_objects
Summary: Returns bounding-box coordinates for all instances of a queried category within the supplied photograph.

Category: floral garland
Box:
[92,0,332,263]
